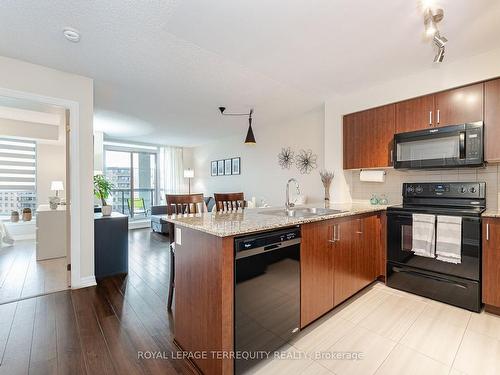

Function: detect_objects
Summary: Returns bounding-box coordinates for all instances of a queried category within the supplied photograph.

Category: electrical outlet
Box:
[175,227,182,245]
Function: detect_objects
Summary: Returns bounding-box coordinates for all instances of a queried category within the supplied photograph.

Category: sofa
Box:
[151,197,215,234]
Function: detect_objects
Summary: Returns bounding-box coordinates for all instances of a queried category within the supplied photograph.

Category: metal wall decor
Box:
[277,147,295,169]
[295,149,318,174]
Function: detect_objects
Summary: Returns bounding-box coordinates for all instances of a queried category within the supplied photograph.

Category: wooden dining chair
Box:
[214,192,245,212]
[165,193,206,312]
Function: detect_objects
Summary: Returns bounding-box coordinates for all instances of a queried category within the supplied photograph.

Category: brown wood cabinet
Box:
[345,81,487,169]
[395,94,435,133]
[332,217,356,306]
[300,219,334,327]
[343,104,395,169]
[485,79,500,162]
[482,218,500,312]
[300,213,383,327]
[434,83,483,127]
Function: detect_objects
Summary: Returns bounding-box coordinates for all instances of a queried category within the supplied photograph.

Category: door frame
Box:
[0,86,82,288]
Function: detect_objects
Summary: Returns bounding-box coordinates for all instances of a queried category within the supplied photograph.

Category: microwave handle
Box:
[459,131,466,159]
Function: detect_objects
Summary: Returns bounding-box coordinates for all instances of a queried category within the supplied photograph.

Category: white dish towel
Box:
[436,215,462,264]
[412,214,436,258]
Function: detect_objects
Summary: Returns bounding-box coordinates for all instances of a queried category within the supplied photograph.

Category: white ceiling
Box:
[0,0,499,146]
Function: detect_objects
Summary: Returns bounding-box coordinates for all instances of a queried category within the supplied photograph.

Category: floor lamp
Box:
[184,169,194,194]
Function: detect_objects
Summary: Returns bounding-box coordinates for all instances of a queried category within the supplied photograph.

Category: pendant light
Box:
[245,109,256,144]
[219,107,256,144]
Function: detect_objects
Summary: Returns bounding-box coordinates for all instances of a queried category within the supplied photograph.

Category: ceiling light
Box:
[433,32,448,48]
[245,111,256,145]
[219,106,257,144]
[63,27,81,43]
[434,47,445,63]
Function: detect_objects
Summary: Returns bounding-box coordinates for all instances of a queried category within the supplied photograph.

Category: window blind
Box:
[0,138,36,191]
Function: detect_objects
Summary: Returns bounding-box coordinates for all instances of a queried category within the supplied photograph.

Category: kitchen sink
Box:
[259,207,347,218]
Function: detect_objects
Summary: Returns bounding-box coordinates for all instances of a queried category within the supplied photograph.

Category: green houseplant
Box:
[94,174,114,216]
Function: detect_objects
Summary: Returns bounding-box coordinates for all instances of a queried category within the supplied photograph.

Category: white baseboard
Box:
[72,275,97,289]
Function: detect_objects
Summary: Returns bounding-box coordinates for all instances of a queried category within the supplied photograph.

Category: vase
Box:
[324,186,330,207]
[101,205,112,216]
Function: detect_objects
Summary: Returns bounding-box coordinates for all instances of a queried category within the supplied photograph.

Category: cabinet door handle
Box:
[337,224,341,241]
[429,111,432,126]
[437,109,440,124]
[329,225,337,243]
[486,223,490,241]
[356,219,363,234]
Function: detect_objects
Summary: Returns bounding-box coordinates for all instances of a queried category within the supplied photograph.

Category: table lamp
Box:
[50,181,64,197]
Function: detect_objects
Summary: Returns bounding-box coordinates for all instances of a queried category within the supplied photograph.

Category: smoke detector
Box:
[63,27,81,43]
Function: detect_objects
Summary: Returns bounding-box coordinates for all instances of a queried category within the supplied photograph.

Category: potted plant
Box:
[94,174,114,216]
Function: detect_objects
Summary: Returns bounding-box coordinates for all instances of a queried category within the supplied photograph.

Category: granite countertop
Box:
[482,210,500,218]
[163,203,387,237]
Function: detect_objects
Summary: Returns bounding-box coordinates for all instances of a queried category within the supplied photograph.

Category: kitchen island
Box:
[164,203,387,375]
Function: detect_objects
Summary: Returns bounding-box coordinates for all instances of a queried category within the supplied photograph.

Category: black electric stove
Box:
[386,182,485,312]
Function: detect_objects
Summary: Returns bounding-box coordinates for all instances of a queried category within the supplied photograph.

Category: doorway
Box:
[0,96,70,304]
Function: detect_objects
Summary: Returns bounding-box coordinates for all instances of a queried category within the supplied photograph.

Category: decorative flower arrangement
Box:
[277,147,295,169]
[320,170,334,205]
[295,149,318,174]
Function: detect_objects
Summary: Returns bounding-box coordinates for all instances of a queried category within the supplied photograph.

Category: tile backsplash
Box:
[348,164,500,210]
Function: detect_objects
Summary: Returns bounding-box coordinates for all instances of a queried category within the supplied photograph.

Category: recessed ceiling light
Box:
[63,27,81,43]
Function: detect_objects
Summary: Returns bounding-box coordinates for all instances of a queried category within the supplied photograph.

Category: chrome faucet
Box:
[285,178,300,211]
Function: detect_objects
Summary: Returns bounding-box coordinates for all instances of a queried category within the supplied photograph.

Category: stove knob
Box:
[469,186,477,194]
[415,186,423,194]
[460,186,467,194]
[407,186,414,193]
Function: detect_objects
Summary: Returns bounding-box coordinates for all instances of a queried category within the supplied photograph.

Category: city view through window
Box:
[0,138,37,217]
[104,148,157,220]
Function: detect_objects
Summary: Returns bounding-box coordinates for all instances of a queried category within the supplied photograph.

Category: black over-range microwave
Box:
[393,122,484,169]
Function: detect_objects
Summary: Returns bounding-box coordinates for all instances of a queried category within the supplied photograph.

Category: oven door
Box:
[393,123,483,169]
[386,211,480,281]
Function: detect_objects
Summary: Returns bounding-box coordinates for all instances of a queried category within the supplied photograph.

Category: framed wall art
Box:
[211,161,217,176]
[217,160,224,176]
[224,159,232,175]
[231,157,240,175]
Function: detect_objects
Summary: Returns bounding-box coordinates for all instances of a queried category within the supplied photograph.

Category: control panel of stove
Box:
[403,182,485,199]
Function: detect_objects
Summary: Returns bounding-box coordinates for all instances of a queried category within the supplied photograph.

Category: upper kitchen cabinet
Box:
[434,83,483,127]
[343,104,395,169]
[395,94,435,133]
[485,78,500,162]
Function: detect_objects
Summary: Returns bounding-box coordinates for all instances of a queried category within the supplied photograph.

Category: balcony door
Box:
[104,149,157,219]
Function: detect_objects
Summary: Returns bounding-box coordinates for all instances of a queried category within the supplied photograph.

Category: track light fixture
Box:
[434,47,445,63]
[219,107,256,144]
[433,32,448,49]
[423,7,448,63]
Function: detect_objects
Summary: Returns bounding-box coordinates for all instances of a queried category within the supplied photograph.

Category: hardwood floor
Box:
[0,240,68,304]
[0,229,194,375]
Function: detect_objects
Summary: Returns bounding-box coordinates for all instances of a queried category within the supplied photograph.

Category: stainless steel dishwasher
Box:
[234,226,301,374]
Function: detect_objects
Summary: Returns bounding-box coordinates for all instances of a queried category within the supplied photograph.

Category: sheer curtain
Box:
[159,146,184,201]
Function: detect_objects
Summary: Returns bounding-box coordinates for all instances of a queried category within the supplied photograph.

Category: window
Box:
[0,138,37,216]
[103,142,158,220]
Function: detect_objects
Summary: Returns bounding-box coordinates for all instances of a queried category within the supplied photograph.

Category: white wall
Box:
[36,143,66,204]
[0,55,95,288]
[325,47,500,204]
[192,106,325,206]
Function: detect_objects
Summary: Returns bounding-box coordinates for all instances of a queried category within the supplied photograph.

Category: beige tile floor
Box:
[246,282,500,375]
